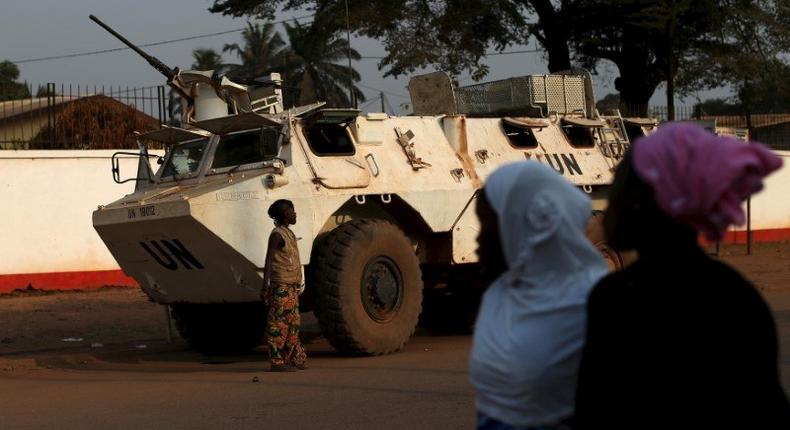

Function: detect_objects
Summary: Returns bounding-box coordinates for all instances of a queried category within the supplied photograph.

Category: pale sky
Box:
[1,0,725,113]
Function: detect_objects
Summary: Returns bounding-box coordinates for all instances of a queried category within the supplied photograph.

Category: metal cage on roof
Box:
[408,71,595,118]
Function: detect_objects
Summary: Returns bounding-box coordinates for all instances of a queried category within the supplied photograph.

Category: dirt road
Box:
[0,292,475,429]
[1,243,788,429]
[0,335,473,429]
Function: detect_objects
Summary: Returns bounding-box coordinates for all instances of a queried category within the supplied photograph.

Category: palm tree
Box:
[282,20,365,107]
[191,48,223,70]
[223,22,288,80]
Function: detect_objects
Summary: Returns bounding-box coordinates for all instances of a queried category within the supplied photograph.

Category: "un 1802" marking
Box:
[127,205,157,219]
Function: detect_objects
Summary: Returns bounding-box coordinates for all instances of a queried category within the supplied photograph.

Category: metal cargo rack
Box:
[408,71,596,118]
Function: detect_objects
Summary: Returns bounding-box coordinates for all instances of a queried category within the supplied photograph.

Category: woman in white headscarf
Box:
[470,161,607,430]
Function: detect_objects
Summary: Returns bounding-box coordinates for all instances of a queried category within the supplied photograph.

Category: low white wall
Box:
[0,150,162,275]
[738,150,790,231]
[0,149,788,278]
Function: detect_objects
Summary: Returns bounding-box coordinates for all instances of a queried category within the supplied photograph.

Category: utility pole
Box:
[344,0,356,108]
[380,91,386,113]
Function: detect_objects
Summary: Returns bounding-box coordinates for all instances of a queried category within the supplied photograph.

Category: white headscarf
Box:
[469,162,608,427]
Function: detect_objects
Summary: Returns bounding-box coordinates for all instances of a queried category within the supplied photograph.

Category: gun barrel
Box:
[89,15,176,81]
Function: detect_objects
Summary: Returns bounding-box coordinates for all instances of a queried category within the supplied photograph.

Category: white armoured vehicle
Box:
[90,16,656,354]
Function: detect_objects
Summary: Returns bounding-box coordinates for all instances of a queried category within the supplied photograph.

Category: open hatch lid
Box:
[503,117,551,128]
[562,117,607,128]
[623,117,658,126]
[289,102,327,118]
[301,108,361,125]
[138,126,209,145]
[192,112,281,135]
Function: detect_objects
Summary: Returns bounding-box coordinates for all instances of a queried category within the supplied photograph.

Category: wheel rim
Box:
[361,256,403,322]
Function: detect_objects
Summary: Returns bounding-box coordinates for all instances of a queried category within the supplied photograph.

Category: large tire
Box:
[311,219,423,355]
[170,302,267,354]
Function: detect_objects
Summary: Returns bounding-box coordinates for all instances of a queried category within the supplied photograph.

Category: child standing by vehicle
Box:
[262,199,307,372]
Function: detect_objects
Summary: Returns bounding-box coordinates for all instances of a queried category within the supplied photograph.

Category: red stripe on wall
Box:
[718,228,790,244]
[3,228,790,293]
[0,270,138,294]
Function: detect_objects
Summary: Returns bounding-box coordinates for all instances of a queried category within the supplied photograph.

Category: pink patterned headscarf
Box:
[632,122,782,241]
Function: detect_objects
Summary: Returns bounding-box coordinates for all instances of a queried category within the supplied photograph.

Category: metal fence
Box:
[0,82,168,149]
[649,105,790,124]
[3,82,790,152]
[619,104,790,151]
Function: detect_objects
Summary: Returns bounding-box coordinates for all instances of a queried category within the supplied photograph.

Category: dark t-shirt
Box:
[575,248,790,429]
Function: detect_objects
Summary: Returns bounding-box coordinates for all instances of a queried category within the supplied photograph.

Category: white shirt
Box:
[469,162,607,427]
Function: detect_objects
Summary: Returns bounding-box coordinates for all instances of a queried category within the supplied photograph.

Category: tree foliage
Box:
[281,18,365,106]
[686,1,790,114]
[223,22,288,78]
[569,0,724,114]
[209,0,790,115]
[209,0,536,79]
[191,48,228,71]
[219,18,365,107]
[0,60,31,101]
[0,60,21,83]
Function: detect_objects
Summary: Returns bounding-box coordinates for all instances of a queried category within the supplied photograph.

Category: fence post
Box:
[747,196,752,256]
[47,83,55,148]
[746,112,753,255]
[157,85,165,125]
[1,84,5,148]
[59,84,64,147]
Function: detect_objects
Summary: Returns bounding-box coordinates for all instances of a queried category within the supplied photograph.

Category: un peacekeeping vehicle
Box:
[90,16,656,355]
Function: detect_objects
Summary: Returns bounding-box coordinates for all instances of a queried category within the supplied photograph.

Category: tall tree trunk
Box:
[615,64,661,117]
[614,43,663,117]
[666,63,675,120]
[616,78,655,117]
[528,0,572,73]
[544,31,572,72]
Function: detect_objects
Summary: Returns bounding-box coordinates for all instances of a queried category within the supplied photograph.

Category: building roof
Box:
[0,94,158,125]
[0,96,85,120]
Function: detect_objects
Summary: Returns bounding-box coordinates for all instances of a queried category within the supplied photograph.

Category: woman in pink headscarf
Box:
[575,122,790,429]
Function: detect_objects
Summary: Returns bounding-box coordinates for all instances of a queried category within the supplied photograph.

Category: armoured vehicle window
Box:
[212,129,279,170]
[304,124,355,156]
[161,138,209,178]
[563,126,596,148]
[502,121,539,148]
